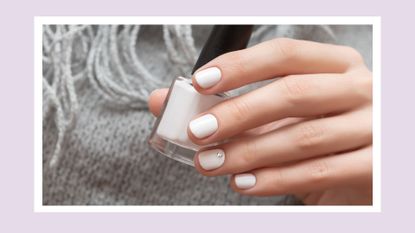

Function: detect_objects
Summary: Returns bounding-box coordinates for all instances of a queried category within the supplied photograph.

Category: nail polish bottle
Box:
[149,25,253,166]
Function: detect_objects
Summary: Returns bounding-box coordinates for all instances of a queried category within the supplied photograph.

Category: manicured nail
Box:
[235,173,256,189]
[198,149,225,170]
[189,114,218,139]
[194,67,222,89]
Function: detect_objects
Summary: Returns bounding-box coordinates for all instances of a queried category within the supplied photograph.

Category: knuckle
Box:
[240,140,259,167]
[280,76,313,105]
[295,123,325,150]
[225,98,252,122]
[349,69,373,102]
[270,169,287,194]
[270,37,298,60]
[220,51,248,75]
[341,46,364,65]
[307,160,331,184]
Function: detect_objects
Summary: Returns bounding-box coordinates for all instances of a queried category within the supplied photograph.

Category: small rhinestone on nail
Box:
[216,151,223,158]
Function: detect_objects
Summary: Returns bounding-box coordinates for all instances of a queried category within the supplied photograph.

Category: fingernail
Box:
[148,89,161,100]
[189,114,218,139]
[194,67,222,89]
[235,173,256,189]
[198,149,225,170]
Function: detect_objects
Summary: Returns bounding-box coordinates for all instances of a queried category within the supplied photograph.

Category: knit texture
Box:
[43,25,372,205]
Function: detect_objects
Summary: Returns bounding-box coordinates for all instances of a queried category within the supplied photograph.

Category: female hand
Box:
[149,38,372,205]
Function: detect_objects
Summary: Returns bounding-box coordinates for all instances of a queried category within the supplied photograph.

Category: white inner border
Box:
[34,16,381,213]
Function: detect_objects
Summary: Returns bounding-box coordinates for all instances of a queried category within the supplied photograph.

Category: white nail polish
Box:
[194,67,222,89]
[198,149,225,170]
[189,114,218,139]
[235,173,256,189]
[149,77,228,166]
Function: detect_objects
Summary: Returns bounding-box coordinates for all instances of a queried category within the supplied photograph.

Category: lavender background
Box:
[0,0,414,232]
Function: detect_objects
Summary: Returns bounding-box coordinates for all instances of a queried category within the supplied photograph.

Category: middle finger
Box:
[188,73,370,145]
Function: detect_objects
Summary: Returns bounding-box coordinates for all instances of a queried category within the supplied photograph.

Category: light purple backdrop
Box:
[0,0,413,232]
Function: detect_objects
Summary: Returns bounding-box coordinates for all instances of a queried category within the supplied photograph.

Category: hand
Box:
[149,38,372,205]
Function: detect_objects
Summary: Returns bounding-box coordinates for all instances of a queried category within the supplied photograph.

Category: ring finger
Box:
[194,106,372,174]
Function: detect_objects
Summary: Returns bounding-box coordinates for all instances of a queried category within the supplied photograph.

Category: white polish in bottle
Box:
[148,26,253,166]
[149,77,227,166]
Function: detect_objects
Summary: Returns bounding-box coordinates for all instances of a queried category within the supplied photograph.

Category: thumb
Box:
[148,88,169,117]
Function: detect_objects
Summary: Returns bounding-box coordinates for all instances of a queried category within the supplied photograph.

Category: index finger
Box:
[192,38,363,94]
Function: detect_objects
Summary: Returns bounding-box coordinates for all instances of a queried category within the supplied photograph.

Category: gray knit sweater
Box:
[42,25,372,205]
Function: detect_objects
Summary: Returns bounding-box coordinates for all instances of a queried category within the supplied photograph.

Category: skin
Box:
[148,38,372,205]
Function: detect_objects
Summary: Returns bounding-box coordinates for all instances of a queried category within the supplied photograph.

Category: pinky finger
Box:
[230,146,372,196]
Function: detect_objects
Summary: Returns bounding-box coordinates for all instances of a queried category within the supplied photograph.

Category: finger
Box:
[230,146,372,196]
[194,106,372,175]
[296,186,373,205]
[192,38,364,94]
[235,117,307,138]
[148,88,168,117]
[187,73,371,145]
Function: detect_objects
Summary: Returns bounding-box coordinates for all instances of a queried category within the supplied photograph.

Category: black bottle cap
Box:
[191,25,253,74]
